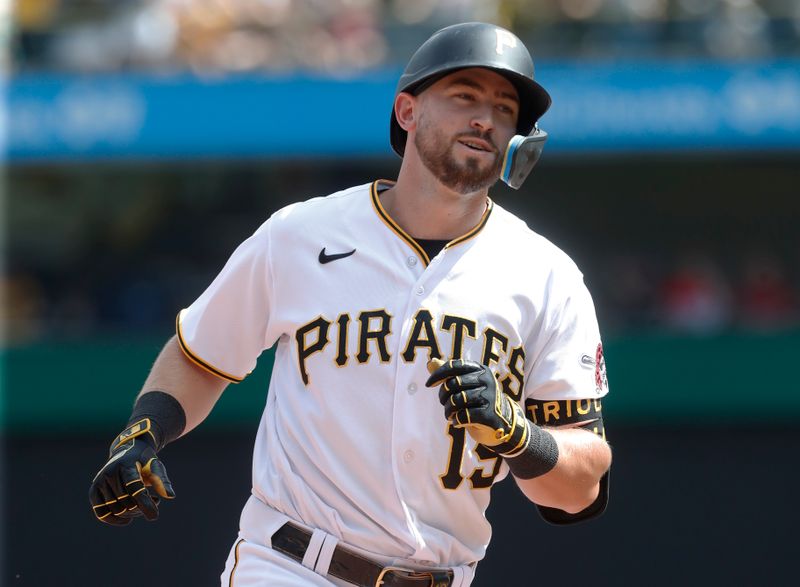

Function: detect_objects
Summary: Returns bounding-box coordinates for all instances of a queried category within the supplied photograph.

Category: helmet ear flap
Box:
[500,126,548,189]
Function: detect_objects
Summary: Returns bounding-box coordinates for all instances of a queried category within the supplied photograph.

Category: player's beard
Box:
[414,115,502,194]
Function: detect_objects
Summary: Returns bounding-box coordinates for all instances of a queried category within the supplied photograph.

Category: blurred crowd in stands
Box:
[4,233,799,344]
[596,247,799,336]
[12,0,800,75]
[6,1,800,345]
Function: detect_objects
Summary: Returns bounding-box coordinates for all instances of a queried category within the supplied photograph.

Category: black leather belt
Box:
[271,522,454,587]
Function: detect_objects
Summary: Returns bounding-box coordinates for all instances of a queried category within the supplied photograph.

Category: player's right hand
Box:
[89,418,175,526]
[425,358,531,456]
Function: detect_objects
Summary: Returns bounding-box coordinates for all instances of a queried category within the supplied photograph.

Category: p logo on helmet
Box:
[495,29,517,55]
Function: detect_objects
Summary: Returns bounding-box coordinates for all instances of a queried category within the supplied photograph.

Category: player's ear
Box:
[394,92,417,133]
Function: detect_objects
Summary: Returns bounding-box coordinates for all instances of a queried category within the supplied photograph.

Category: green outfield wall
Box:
[2,332,798,432]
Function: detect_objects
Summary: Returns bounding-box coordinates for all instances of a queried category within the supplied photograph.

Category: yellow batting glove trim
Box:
[141,457,171,498]
[110,418,153,452]
[426,358,445,374]
[503,422,530,457]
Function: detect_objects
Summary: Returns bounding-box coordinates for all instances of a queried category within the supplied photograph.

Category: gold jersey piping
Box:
[369,180,493,266]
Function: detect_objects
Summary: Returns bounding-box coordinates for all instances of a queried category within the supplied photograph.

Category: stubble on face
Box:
[413,111,503,195]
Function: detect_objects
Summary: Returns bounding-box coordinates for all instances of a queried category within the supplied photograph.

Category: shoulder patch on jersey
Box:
[595,343,608,395]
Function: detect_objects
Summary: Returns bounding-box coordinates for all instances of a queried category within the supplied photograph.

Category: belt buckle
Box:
[375,566,450,587]
[375,566,405,587]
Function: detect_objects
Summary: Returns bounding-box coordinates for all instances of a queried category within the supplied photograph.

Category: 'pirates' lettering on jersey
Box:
[295,309,525,389]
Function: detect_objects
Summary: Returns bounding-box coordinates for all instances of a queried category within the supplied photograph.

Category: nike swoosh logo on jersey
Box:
[580,354,595,367]
[319,247,356,264]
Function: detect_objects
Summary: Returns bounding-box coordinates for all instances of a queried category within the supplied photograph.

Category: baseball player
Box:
[89,22,611,587]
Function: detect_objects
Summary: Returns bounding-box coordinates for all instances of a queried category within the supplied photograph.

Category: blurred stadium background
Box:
[3,0,800,585]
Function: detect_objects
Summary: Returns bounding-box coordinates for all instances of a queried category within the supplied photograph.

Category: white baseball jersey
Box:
[178,180,608,567]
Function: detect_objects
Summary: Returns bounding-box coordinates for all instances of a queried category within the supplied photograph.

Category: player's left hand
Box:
[426,358,530,455]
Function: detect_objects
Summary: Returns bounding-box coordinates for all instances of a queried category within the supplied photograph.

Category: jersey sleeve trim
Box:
[175,311,245,383]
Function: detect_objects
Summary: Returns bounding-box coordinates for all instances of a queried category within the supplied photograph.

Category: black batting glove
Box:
[426,358,531,457]
[89,418,175,526]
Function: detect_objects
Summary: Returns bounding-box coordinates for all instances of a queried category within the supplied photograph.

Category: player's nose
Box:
[469,104,496,133]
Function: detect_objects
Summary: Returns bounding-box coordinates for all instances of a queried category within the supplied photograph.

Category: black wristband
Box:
[126,391,186,452]
[504,423,559,480]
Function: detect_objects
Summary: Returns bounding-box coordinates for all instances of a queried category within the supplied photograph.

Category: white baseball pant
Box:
[220,495,475,587]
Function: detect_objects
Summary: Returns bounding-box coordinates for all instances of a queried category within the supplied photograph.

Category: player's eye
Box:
[496,103,516,115]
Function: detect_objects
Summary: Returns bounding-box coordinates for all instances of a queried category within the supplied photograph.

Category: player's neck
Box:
[385,163,490,241]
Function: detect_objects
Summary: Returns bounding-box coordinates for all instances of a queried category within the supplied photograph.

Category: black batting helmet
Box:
[390,22,552,157]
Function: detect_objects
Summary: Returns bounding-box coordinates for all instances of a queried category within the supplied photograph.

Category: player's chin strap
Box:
[500,125,548,190]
